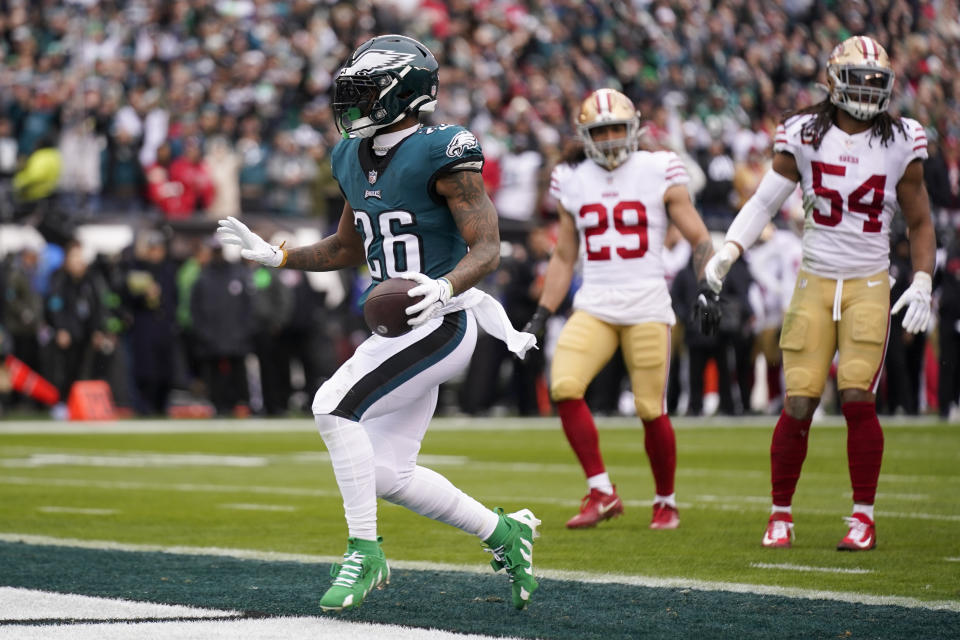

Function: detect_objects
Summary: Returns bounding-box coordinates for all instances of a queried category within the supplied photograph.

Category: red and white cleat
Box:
[649,503,680,530]
[565,488,624,529]
[837,513,876,551]
[761,513,795,548]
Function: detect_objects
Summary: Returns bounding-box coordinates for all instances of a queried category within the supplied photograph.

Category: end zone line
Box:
[1,533,957,613]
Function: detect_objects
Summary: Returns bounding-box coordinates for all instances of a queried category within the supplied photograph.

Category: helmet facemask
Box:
[332,35,439,139]
[578,121,639,169]
[826,36,895,122]
[828,64,894,121]
[576,89,640,170]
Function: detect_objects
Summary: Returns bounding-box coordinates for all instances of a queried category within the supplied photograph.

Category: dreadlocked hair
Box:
[782,99,906,150]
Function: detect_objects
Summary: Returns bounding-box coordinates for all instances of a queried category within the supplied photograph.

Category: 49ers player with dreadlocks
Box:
[524,89,720,531]
[705,36,935,550]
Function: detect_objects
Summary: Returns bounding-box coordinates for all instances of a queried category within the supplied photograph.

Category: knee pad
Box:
[635,400,662,422]
[375,464,406,498]
[550,375,586,402]
[314,413,341,439]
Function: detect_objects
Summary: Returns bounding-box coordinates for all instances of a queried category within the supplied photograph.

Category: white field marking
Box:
[37,506,117,516]
[0,587,239,620]
[750,562,872,575]
[874,492,932,501]
[1,415,951,436]
[2,453,268,468]
[946,557,960,563]
[0,475,338,498]
[1,533,958,613]
[3,475,959,524]
[0,614,525,640]
[219,503,297,512]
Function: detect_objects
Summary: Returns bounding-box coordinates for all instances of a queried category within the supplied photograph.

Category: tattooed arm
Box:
[665,183,714,279]
[282,201,367,271]
[434,169,501,294]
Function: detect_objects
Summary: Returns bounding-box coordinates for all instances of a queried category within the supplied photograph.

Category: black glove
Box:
[692,282,722,337]
[522,305,552,348]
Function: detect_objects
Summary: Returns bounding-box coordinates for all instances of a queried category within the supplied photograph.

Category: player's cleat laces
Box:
[484,508,541,609]
[761,513,795,548]
[837,513,876,551]
[319,537,390,612]
[649,503,680,530]
[565,487,624,529]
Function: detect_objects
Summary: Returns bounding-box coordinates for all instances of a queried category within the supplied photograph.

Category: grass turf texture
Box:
[1,417,958,638]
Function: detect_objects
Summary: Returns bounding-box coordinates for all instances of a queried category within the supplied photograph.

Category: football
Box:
[363,278,422,337]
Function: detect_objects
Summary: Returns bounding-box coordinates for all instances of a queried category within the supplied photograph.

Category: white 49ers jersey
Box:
[549,151,689,325]
[774,114,927,279]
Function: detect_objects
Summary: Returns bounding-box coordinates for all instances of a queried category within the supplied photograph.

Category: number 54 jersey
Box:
[549,151,690,326]
[775,114,927,279]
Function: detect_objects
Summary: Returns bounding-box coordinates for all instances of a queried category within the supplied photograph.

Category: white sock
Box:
[853,503,875,521]
[654,493,676,508]
[381,465,500,540]
[315,414,378,541]
[587,472,614,495]
[771,505,792,515]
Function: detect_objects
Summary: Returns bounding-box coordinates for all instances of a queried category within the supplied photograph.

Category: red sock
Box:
[770,410,812,506]
[842,401,884,504]
[557,398,605,478]
[642,414,676,496]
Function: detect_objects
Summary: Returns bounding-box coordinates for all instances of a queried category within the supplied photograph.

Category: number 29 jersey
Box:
[774,114,927,279]
[549,151,689,325]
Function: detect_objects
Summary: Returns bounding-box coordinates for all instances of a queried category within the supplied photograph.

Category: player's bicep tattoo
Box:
[441,170,499,247]
[437,169,500,290]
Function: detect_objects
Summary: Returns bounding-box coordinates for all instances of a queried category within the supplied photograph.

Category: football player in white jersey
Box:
[704,36,935,551]
[523,89,720,530]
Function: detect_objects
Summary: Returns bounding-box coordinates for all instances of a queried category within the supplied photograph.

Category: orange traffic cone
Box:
[5,355,59,406]
[66,380,116,421]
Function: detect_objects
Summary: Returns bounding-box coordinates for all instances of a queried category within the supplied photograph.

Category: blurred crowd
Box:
[2,0,960,419]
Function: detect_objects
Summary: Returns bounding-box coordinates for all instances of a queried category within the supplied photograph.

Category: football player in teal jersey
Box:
[217,35,539,612]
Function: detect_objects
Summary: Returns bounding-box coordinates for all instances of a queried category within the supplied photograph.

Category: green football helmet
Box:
[333,34,439,138]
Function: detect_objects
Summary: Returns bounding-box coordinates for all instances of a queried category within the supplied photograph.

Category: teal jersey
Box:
[331,124,484,300]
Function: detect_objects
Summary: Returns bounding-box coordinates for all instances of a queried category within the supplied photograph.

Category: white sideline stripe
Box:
[0,587,238,620]
[3,475,959,524]
[750,562,872,575]
[2,453,269,468]
[219,503,297,512]
[0,615,524,640]
[0,475,340,498]
[1,533,958,613]
[946,557,960,563]
[37,506,117,516]
[0,415,950,435]
[0,451,466,469]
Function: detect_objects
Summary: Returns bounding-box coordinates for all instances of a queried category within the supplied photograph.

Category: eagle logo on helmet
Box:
[344,50,418,74]
[826,35,894,121]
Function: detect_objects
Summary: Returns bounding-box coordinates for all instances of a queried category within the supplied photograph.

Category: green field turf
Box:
[1,417,959,638]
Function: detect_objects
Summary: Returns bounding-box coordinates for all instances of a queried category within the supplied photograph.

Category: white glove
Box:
[703,242,741,294]
[216,216,286,267]
[399,272,453,327]
[890,271,932,334]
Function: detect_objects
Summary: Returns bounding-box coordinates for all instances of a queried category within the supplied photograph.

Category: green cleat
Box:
[484,508,541,609]
[319,537,390,612]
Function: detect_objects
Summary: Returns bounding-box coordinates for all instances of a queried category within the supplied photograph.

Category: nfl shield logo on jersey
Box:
[368,170,378,184]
